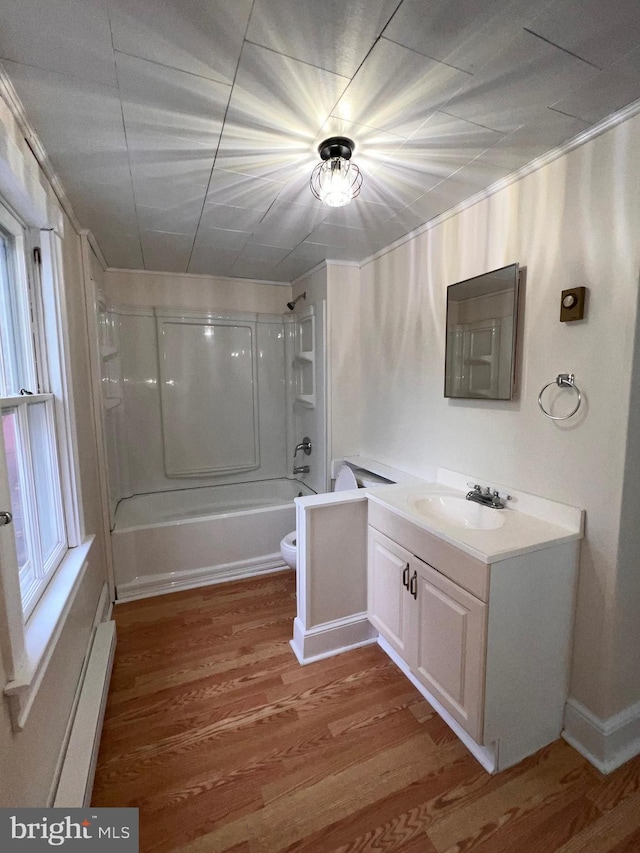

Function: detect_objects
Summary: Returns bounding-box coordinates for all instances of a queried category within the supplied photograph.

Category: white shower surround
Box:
[106,306,292,506]
[112,479,314,601]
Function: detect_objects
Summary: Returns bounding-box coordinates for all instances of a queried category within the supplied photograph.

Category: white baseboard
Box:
[290,614,378,665]
[116,555,290,602]
[563,697,640,774]
[378,637,498,774]
[54,620,116,807]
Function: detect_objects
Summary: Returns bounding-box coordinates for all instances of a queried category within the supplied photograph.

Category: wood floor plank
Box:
[553,791,640,852]
[92,572,640,853]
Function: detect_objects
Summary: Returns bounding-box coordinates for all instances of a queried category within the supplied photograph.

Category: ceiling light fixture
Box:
[310,136,362,208]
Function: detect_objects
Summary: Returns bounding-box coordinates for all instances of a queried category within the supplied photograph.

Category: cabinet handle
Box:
[410,570,417,599]
[402,564,410,589]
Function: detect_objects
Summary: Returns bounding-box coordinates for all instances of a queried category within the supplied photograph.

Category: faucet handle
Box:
[491,489,512,507]
[466,482,482,492]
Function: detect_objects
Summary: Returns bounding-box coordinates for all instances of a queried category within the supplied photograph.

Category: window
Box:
[0,202,68,619]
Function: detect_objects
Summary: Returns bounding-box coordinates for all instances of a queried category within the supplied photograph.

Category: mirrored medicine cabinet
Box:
[444,263,520,401]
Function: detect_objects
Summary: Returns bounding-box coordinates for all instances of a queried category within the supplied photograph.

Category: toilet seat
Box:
[334,464,358,491]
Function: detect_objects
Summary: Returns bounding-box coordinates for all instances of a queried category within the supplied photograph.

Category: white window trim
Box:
[0,199,87,730]
[38,229,84,541]
[4,536,93,730]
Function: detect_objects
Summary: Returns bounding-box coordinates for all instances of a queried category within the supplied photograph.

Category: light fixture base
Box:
[318,136,355,161]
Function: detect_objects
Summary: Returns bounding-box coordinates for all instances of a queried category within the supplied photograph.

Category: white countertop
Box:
[366,481,584,563]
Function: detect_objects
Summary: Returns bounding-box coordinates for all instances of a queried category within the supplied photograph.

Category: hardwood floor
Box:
[92,571,640,853]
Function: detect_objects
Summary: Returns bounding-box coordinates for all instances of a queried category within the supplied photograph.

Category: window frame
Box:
[0,203,71,618]
[0,194,88,731]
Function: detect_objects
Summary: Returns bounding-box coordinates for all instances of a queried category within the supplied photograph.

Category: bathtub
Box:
[111,479,315,601]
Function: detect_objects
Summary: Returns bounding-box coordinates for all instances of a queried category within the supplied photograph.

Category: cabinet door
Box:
[413,559,487,742]
[368,528,414,662]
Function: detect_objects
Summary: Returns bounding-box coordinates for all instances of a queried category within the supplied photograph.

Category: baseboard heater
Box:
[54,620,116,807]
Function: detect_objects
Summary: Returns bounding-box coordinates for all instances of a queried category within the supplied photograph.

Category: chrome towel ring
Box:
[538,373,582,420]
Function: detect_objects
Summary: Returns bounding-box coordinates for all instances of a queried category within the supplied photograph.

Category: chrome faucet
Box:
[293,465,310,475]
[294,436,312,457]
[466,483,511,509]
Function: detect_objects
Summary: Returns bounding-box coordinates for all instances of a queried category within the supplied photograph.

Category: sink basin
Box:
[409,495,506,530]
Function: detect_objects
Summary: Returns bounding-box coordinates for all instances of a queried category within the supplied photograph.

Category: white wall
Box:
[353,114,640,722]
[327,263,362,462]
[0,94,109,805]
[104,269,290,314]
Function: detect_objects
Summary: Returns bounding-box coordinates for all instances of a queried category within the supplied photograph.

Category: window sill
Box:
[3,535,94,730]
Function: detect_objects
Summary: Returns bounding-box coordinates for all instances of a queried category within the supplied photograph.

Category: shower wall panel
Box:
[113,307,288,498]
[157,316,260,477]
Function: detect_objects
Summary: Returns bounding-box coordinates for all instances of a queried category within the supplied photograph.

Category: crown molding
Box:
[0,66,87,235]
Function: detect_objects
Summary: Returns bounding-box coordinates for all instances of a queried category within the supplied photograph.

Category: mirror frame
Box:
[444,263,520,401]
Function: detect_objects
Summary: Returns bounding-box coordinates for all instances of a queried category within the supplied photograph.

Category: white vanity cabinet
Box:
[367,499,581,772]
[368,525,486,742]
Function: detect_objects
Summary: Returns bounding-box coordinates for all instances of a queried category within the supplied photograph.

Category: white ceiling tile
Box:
[387,204,435,235]
[61,163,134,190]
[132,179,208,209]
[115,52,230,150]
[140,230,194,272]
[322,200,394,230]
[230,258,281,280]
[272,256,316,281]
[363,112,505,205]
[2,61,126,157]
[302,222,358,249]
[0,0,116,87]
[1,60,133,228]
[333,38,471,138]
[199,203,266,232]
[97,230,144,269]
[240,244,291,264]
[64,176,137,215]
[403,113,504,167]
[383,0,554,74]
[527,0,640,69]
[408,160,511,222]
[137,201,204,235]
[215,42,350,179]
[246,0,398,78]
[284,243,336,266]
[250,201,331,249]
[478,108,590,171]
[443,30,600,133]
[129,152,214,187]
[73,206,138,246]
[187,246,239,277]
[361,161,440,209]
[108,0,252,86]
[205,170,283,211]
[193,226,251,251]
[550,46,640,125]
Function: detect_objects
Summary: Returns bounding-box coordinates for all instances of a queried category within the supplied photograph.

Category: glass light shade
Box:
[310,156,362,208]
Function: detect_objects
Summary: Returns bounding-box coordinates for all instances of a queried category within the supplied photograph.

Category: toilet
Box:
[280,464,384,570]
[280,531,297,569]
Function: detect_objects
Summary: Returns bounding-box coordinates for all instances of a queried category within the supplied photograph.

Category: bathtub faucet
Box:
[293,436,312,457]
[293,465,310,475]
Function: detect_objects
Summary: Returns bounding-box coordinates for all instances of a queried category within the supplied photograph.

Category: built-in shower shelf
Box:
[100,346,119,361]
[295,351,314,363]
[295,394,315,409]
[104,397,122,410]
